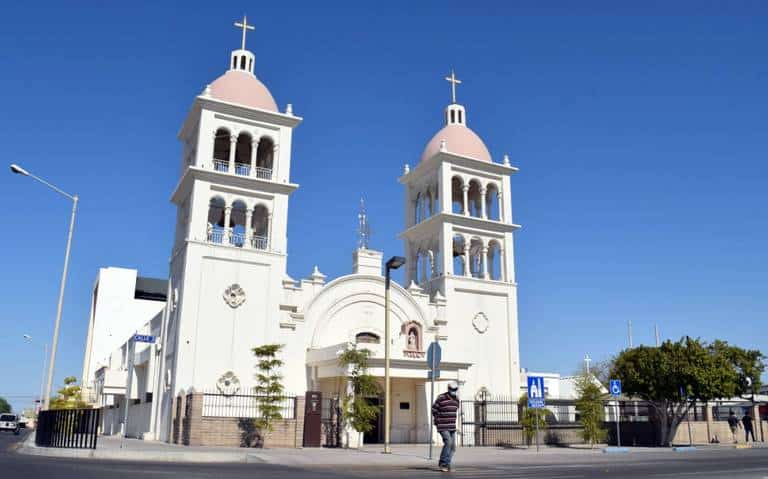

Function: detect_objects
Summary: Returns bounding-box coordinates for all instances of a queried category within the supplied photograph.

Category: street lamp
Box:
[383,255,405,454]
[11,164,79,410]
[23,335,48,412]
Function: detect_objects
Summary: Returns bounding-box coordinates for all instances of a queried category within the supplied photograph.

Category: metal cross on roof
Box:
[445,69,462,104]
[234,15,255,51]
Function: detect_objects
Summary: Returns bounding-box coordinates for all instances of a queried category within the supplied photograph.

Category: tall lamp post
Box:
[11,164,78,410]
[383,255,406,454]
[23,335,48,412]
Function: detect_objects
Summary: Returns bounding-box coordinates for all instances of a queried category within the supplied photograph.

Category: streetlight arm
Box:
[25,171,76,201]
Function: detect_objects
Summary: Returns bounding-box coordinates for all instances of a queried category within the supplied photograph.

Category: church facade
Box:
[85,21,522,446]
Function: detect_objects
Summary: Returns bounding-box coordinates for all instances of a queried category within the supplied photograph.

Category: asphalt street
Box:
[4,432,768,478]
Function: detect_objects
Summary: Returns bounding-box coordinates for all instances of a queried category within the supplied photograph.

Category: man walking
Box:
[728,410,741,443]
[432,382,460,472]
[742,410,756,443]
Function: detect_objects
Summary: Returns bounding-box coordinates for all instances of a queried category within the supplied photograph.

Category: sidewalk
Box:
[17,433,766,465]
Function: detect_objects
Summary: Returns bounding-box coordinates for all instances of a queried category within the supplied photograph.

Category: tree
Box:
[252,344,285,443]
[0,396,11,414]
[49,376,89,410]
[338,347,381,436]
[518,394,548,446]
[610,337,764,446]
[574,373,607,448]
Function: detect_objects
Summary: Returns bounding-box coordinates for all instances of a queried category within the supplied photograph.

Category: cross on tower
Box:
[445,69,462,104]
[234,15,255,51]
[584,354,592,374]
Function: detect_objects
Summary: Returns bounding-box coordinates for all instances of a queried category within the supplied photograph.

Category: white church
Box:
[82,18,524,446]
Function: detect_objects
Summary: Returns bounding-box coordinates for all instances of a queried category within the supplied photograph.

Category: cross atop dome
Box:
[445,69,462,104]
[442,69,467,127]
[234,15,255,51]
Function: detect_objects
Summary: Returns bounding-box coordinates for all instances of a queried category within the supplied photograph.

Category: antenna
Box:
[627,320,633,348]
[655,323,660,347]
[357,197,371,249]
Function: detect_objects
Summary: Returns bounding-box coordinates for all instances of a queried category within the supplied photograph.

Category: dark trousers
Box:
[745,428,756,442]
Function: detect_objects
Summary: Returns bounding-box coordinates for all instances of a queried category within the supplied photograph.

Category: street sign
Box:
[527,376,545,408]
[426,342,442,369]
[610,379,622,397]
[133,334,156,343]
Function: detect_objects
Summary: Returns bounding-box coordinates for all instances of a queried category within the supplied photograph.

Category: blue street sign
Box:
[610,379,622,397]
[427,342,442,380]
[527,376,545,408]
[133,334,156,344]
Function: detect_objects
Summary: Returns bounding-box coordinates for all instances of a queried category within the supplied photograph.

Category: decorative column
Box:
[222,206,232,244]
[499,247,506,282]
[267,212,273,251]
[428,250,435,278]
[481,245,489,279]
[250,138,259,176]
[463,242,471,277]
[244,208,253,248]
[497,191,503,222]
[420,192,426,222]
[228,136,237,172]
[462,184,469,216]
[480,186,487,219]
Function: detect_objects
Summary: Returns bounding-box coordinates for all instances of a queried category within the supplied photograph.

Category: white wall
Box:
[81,267,166,391]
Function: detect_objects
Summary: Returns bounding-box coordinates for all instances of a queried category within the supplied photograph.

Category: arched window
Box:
[452,235,466,276]
[213,128,231,172]
[486,183,500,221]
[468,180,482,218]
[251,205,269,250]
[488,240,503,281]
[355,332,380,344]
[451,177,464,214]
[229,200,248,247]
[469,238,483,278]
[234,133,252,176]
[256,136,275,179]
[207,196,226,243]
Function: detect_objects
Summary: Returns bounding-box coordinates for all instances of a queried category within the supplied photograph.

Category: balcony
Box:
[211,158,273,180]
[206,227,269,251]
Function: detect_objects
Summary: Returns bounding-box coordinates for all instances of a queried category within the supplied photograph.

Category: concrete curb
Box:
[602,447,630,454]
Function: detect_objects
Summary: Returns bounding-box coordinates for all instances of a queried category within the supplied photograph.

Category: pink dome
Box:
[208,70,278,112]
[420,124,492,163]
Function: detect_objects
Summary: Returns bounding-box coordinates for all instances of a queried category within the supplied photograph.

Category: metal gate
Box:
[460,396,521,447]
[321,396,342,447]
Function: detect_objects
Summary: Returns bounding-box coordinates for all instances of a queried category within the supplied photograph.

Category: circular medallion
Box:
[216,371,241,396]
[223,284,246,308]
[472,312,489,334]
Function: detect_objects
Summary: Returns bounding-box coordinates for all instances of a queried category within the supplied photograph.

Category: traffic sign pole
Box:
[609,380,622,448]
[616,401,621,448]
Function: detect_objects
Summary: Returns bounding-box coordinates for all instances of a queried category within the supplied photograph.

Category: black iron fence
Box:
[35,408,100,449]
[201,389,296,419]
[460,397,670,447]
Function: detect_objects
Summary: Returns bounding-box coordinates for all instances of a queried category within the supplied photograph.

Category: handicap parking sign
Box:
[610,379,622,397]
[527,376,545,408]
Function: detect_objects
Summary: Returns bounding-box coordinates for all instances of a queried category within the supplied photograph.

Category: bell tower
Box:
[399,70,522,400]
[158,18,301,441]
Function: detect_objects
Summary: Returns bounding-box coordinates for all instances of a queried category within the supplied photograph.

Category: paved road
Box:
[4,433,768,478]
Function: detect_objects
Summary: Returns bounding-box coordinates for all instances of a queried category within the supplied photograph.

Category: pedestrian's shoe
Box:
[439,466,450,472]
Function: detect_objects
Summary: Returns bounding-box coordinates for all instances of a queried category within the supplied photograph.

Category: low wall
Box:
[177,393,305,448]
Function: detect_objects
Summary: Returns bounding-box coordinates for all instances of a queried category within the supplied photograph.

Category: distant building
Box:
[81,267,166,401]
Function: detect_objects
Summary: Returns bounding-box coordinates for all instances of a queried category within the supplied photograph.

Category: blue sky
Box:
[1,2,766,412]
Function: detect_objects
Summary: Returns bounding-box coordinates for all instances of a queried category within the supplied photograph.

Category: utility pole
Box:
[654,323,661,347]
[627,320,633,348]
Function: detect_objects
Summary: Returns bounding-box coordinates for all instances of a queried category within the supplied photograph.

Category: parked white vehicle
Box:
[0,414,20,435]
